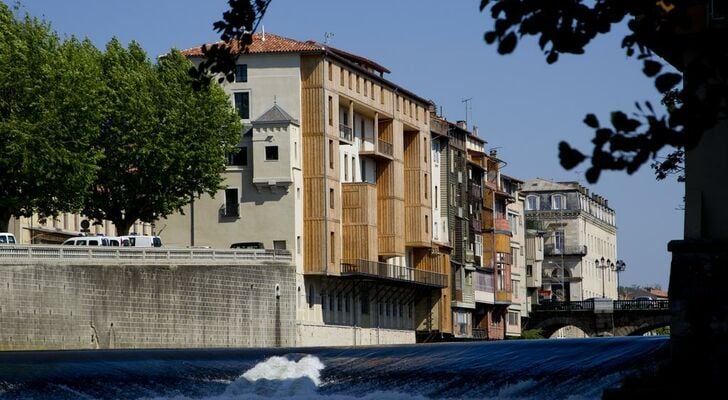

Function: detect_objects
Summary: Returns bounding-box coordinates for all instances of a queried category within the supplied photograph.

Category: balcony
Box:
[360,138,394,160]
[378,139,393,157]
[341,259,447,288]
[470,218,482,233]
[494,218,510,233]
[468,183,482,200]
[544,245,588,256]
[495,290,512,304]
[339,124,353,144]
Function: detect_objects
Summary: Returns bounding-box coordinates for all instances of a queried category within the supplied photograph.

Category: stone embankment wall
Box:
[0,261,295,350]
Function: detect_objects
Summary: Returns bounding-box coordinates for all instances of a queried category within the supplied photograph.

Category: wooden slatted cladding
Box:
[377,158,405,256]
[302,55,337,274]
[342,183,378,261]
[403,129,431,247]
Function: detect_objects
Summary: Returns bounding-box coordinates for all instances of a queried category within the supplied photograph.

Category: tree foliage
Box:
[478,0,727,183]
[0,4,242,235]
[0,3,104,232]
[84,44,242,235]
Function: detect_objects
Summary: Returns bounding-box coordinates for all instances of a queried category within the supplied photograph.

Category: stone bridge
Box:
[525,299,670,337]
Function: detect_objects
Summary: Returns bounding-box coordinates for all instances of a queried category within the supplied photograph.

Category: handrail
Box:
[377,139,393,157]
[339,124,353,142]
[341,259,447,288]
[0,245,292,264]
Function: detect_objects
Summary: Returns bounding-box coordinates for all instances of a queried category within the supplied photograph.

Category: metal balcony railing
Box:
[341,259,447,288]
[377,139,393,157]
[544,245,587,256]
[339,124,353,143]
[470,218,482,232]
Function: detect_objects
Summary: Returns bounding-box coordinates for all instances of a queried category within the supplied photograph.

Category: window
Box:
[223,188,239,217]
[329,140,334,169]
[344,154,349,181]
[327,62,332,80]
[273,240,286,250]
[308,285,314,308]
[227,146,247,166]
[555,231,565,252]
[508,213,518,234]
[435,186,438,208]
[508,312,519,326]
[526,195,539,210]
[526,264,533,277]
[424,173,428,199]
[360,292,369,315]
[330,231,335,262]
[552,194,565,210]
[360,119,365,139]
[339,66,345,86]
[265,146,279,161]
[328,96,333,126]
[330,188,335,209]
[234,92,250,119]
[297,236,301,254]
[425,215,429,233]
[235,64,248,82]
[351,157,356,181]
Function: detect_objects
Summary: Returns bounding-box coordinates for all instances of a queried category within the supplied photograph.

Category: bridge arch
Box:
[528,317,596,338]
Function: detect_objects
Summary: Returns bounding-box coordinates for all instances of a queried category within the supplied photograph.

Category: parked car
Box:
[120,235,162,247]
[0,232,17,244]
[62,236,110,246]
[230,242,264,249]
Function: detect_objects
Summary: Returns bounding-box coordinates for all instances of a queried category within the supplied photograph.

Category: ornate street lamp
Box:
[595,257,615,298]
[614,260,626,299]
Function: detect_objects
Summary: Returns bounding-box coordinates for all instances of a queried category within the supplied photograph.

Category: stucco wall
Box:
[0,261,295,351]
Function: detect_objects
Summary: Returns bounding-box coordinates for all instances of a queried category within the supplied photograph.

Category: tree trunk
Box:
[113,218,134,236]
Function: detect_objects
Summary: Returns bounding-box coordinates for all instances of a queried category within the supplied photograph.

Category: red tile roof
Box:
[180,33,322,57]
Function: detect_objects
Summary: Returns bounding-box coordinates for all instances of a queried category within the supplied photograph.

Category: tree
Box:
[83,43,241,235]
[477,0,726,184]
[0,4,104,232]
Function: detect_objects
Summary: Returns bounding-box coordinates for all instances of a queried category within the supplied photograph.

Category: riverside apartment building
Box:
[163,33,451,345]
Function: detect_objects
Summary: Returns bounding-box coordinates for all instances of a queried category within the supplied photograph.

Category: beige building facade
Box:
[165,33,449,346]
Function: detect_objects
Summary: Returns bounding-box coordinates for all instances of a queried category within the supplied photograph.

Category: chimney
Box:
[456,120,467,130]
[472,126,479,136]
[489,149,498,158]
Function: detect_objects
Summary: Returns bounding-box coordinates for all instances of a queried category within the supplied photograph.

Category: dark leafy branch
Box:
[479,0,727,183]
[189,0,272,90]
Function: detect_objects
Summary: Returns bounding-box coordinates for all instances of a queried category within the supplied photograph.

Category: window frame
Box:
[265,146,279,161]
[526,195,539,210]
[234,64,248,83]
[233,91,250,119]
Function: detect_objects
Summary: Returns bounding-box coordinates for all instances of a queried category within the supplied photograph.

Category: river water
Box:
[0,336,668,399]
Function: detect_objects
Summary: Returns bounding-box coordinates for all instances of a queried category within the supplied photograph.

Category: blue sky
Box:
[7,0,682,288]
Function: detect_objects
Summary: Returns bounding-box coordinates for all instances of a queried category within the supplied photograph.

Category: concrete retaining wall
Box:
[0,261,296,350]
[297,323,415,346]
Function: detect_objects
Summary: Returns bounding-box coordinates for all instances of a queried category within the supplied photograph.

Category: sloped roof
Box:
[180,33,322,57]
[253,104,298,125]
[521,178,577,192]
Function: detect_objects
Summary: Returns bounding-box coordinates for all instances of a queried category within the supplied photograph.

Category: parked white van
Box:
[62,236,110,246]
[0,233,17,244]
[120,235,162,248]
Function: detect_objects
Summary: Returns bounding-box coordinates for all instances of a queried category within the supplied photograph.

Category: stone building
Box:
[522,179,618,302]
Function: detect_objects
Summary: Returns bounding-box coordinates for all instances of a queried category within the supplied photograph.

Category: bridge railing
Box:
[614,299,669,310]
[0,245,293,264]
[533,300,595,312]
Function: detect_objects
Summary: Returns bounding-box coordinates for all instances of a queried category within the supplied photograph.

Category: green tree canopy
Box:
[83,43,242,235]
[0,4,103,232]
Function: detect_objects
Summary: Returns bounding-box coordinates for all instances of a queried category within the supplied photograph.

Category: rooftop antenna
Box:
[324,32,335,45]
[261,25,265,41]
[461,98,472,128]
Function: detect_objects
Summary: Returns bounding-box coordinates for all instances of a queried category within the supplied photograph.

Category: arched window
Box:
[526,195,539,210]
[551,194,566,210]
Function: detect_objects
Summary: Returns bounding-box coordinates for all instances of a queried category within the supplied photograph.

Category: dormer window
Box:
[526,195,539,210]
[552,194,565,210]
